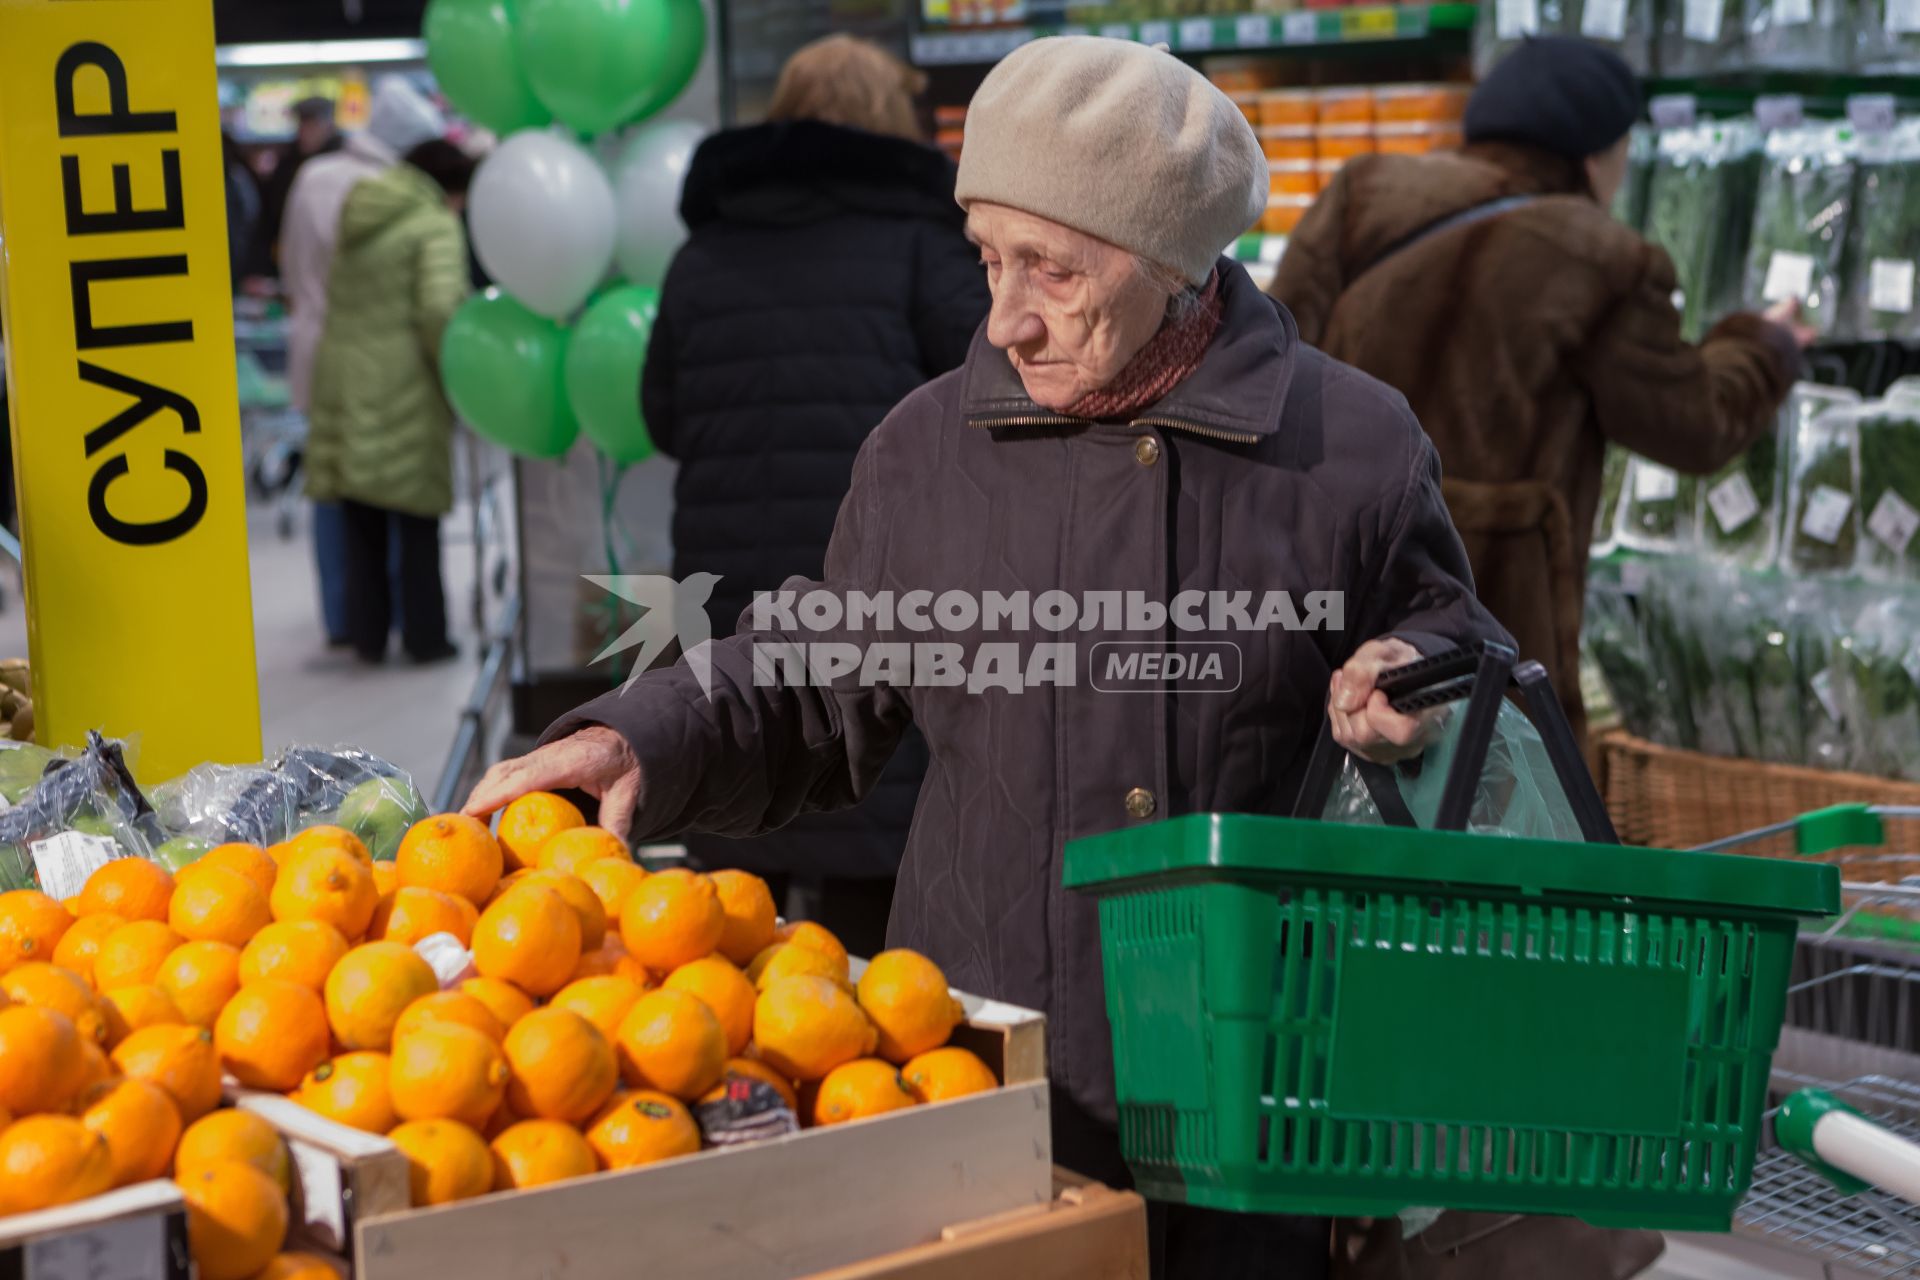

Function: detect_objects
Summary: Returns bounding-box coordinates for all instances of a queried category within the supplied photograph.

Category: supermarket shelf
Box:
[909,2,1476,66]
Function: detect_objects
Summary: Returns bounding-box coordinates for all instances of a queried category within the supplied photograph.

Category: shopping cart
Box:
[1692,805,1920,948]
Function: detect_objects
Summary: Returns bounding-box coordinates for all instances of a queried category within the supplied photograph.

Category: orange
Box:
[902,1046,998,1104]
[577,857,648,918]
[775,920,849,969]
[285,825,372,868]
[495,792,584,872]
[101,983,184,1041]
[374,886,479,948]
[371,861,400,895]
[264,841,293,867]
[472,884,580,997]
[812,1057,916,1126]
[175,1109,291,1193]
[392,991,507,1046]
[0,890,73,973]
[397,814,503,906]
[707,870,777,966]
[856,949,965,1063]
[76,860,173,923]
[481,1096,524,1140]
[700,1057,799,1113]
[293,1053,395,1134]
[270,846,377,940]
[0,1005,83,1114]
[0,1115,113,1213]
[568,937,653,985]
[0,962,109,1045]
[216,980,330,1091]
[176,1159,288,1280]
[155,940,242,1028]
[254,1253,343,1280]
[51,911,126,989]
[78,1076,181,1186]
[389,1022,511,1129]
[169,867,270,949]
[503,1008,617,1124]
[481,868,534,909]
[613,989,726,1100]
[548,974,646,1043]
[538,826,629,877]
[111,1024,221,1122]
[459,976,535,1029]
[187,844,279,897]
[324,941,437,1051]
[662,956,755,1057]
[93,920,186,990]
[747,941,850,992]
[618,873,724,973]
[754,975,877,1082]
[237,920,349,992]
[488,1120,596,1191]
[73,1038,114,1098]
[585,1090,699,1169]
[387,1119,492,1206]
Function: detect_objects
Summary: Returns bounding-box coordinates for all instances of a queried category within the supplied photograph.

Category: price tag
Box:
[289,1139,347,1251]
[1138,19,1172,46]
[28,832,120,901]
[1763,250,1816,302]
[1582,0,1628,38]
[1342,7,1399,37]
[1889,0,1920,32]
[1848,94,1899,133]
[1649,94,1698,129]
[1632,462,1679,502]
[1773,0,1813,23]
[1098,22,1131,38]
[1870,258,1916,313]
[1177,17,1213,47]
[1683,0,1724,40]
[1810,667,1841,722]
[1618,559,1650,593]
[1868,490,1920,556]
[1801,484,1853,545]
[1234,13,1271,44]
[1708,472,1761,533]
[1754,94,1806,131]
[1281,10,1319,41]
[1496,0,1539,37]
[26,1212,167,1280]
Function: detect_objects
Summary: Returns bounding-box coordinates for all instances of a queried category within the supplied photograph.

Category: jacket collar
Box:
[958,257,1296,443]
[1459,140,1593,200]
[679,120,963,231]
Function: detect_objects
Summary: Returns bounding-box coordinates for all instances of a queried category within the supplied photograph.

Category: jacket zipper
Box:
[969,412,1260,445]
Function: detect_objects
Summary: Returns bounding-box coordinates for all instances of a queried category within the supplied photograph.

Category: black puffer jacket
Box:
[641,119,989,880]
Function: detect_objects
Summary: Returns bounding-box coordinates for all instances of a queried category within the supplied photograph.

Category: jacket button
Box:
[1133,436,1160,467]
[1124,787,1156,819]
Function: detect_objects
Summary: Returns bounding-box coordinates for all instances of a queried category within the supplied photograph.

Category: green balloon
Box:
[424,0,551,135]
[441,289,580,459]
[516,0,675,137]
[565,285,659,464]
[626,0,706,124]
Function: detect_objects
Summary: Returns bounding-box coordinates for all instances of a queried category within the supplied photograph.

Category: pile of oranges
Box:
[0,791,999,1273]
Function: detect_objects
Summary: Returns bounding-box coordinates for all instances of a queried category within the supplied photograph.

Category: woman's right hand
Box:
[463,726,644,841]
[1763,296,1818,349]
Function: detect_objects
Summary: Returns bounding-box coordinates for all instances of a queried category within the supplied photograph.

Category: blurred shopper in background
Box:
[221,131,261,290]
[637,34,989,955]
[1270,36,1811,750]
[305,139,474,667]
[245,97,340,284]
[281,78,447,650]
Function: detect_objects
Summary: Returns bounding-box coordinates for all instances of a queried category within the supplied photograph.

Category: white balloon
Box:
[612,119,706,289]
[468,129,615,319]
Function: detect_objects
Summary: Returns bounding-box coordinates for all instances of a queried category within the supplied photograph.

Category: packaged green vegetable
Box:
[1613,126,1656,230]
[1856,0,1920,70]
[1745,0,1851,67]
[1784,397,1862,575]
[1618,457,1698,551]
[1659,0,1747,77]
[1697,433,1780,567]
[1594,445,1629,554]
[1842,119,1920,342]
[1575,0,1656,72]
[1855,382,1920,582]
[1836,593,1920,779]
[1743,124,1858,338]
[1583,574,1660,739]
[1645,121,1763,341]
[1745,579,1806,765]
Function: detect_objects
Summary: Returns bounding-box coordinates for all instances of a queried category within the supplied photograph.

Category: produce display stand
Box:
[0,1181,192,1280]
[235,994,1048,1280]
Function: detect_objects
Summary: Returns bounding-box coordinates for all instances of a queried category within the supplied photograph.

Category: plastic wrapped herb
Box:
[1582,576,1658,737]
[1593,445,1629,554]
[1474,0,1573,73]
[1743,124,1859,338]
[1637,567,1703,750]
[1659,0,1748,76]
[1612,127,1656,229]
[1698,434,1779,567]
[1703,566,1766,757]
[1746,578,1806,765]
[1575,0,1656,72]
[1745,0,1852,67]
[1842,120,1920,342]
[1645,122,1763,341]
[1795,582,1856,770]
[1837,594,1920,779]
[1854,382,1920,582]
[1618,456,1698,551]
[1856,0,1920,70]
[1784,397,1862,575]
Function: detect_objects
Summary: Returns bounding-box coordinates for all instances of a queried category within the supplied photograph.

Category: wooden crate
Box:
[798,1171,1147,1280]
[0,1180,190,1280]
[231,1090,411,1260]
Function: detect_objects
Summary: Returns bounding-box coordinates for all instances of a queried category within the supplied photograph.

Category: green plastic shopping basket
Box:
[1062,646,1842,1230]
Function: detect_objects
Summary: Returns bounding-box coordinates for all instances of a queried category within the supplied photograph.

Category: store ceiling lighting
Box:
[214,38,426,68]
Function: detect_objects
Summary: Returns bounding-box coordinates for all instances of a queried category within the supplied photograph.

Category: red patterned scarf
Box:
[1062,270,1223,421]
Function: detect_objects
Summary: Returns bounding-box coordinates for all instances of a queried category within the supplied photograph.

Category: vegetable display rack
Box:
[1063,646,1841,1229]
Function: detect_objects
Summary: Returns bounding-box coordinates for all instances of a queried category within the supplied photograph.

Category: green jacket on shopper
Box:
[306,161,468,518]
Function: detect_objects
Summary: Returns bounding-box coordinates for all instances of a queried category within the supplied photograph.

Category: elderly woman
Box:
[469,37,1506,1278]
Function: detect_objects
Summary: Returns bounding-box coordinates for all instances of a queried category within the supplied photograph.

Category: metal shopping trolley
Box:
[1694,805,1920,952]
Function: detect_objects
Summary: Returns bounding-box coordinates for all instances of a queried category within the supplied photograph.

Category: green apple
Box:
[338,777,427,861]
[153,835,213,874]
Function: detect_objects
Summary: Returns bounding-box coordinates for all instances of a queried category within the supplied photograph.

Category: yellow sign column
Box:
[0,0,262,781]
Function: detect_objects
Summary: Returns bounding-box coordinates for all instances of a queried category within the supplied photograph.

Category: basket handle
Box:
[1778,1088,1920,1206]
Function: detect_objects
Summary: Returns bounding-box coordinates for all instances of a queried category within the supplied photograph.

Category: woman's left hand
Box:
[1328,637,1446,765]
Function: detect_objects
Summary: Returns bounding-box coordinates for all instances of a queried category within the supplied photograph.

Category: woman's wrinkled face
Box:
[967,202,1175,412]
